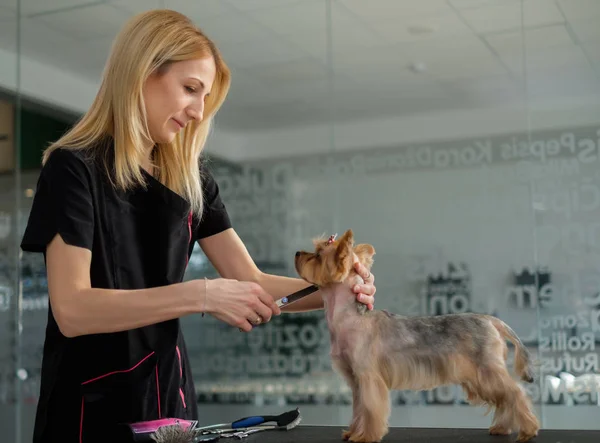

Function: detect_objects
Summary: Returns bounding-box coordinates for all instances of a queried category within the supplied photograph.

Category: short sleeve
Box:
[21,149,94,253]
[194,162,232,240]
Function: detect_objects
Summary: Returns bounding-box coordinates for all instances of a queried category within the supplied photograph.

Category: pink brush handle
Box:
[129,418,196,434]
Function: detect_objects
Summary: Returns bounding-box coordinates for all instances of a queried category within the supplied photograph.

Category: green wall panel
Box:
[19,108,71,171]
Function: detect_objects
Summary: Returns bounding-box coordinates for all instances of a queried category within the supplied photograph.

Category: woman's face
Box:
[143,56,216,144]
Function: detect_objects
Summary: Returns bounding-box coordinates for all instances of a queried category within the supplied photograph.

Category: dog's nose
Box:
[295,251,301,257]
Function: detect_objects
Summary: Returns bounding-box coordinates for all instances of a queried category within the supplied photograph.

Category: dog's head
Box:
[294,229,375,287]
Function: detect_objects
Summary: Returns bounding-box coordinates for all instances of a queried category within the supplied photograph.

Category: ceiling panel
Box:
[370,34,503,82]
[584,42,600,65]
[107,0,162,15]
[50,37,114,80]
[501,43,592,76]
[485,24,575,59]
[441,74,522,104]
[0,5,15,21]
[579,42,600,81]
[335,62,436,94]
[331,42,423,79]
[193,12,278,46]
[230,57,357,110]
[213,33,308,69]
[217,100,320,131]
[0,16,82,59]
[372,11,474,44]
[34,3,131,40]
[428,54,505,81]
[448,0,520,9]
[556,0,600,21]
[334,79,450,104]
[243,57,328,83]
[219,73,272,107]
[569,18,600,43]
[525,64,600,99]
[111,0,235,20]
[0,14,16,52]
[11,0,98,17]
[339,0,455,22]
[278,2,383,63]
[20,18,102,71]
[1,0,599,134]
[225,0,306,12]
[245,0,328,35]
[268,30,328,62]
[400,33,494,61]
[330,83,471,121]
[0,0,15,11]
[220,79,468,132]
[458,0,564,34]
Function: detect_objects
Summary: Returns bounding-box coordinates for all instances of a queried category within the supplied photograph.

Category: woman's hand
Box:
[352,261,376,310]
[203,278,281,332]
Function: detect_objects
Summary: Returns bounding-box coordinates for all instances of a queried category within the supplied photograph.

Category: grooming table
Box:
[248,425,600,442]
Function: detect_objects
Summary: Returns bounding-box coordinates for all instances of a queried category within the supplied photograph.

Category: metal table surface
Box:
[235,425,600,443]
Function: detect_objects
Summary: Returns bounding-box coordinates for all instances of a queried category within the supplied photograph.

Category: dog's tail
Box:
[490,317,534,383]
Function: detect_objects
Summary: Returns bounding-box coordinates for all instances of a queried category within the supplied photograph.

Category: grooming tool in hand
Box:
[239,285,318,332]
[276,285,318,309]
[238,287,318,333]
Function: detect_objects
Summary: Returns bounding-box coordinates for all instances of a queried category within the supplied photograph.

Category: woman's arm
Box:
[46,233,206,337]
[198,228,375,313]
[47,232,277,336]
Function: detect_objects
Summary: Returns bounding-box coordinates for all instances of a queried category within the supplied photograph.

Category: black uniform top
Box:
[21,139,232,443]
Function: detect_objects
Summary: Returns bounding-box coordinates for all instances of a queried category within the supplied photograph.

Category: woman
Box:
[20,9,376,443]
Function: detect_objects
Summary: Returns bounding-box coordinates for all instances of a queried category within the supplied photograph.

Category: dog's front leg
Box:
[332,359,360,441]
[347,372,390,443]
[342,378,361,441]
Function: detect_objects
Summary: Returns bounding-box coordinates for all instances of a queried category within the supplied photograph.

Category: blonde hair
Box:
[43,9,231,217]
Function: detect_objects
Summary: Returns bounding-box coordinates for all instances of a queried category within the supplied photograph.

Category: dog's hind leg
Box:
[460,379,511,435]
[472,362,539,441]
[511,383,540,442]
[468,363,514,436]
[489,374,539,441]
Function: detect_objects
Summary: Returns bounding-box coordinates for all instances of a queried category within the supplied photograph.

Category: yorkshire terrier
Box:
[294,229,540,443]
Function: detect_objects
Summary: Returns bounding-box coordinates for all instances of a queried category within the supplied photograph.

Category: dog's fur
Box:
[294,229,540,443]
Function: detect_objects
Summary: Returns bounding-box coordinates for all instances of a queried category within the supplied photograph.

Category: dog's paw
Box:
[345,432,383,443]
[342,429,353,441]
[516,429,538,442]
[348,436,382,443]
[489,425,512,436]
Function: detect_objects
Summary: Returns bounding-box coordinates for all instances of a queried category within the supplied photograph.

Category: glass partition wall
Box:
[525,0,600,427]
[1,1,599,441]
[0,0,20,441]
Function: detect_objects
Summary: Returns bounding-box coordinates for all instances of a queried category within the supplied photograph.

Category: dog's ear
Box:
[337,229,354,246]
[333,229,354,279]
[354,244,376,270]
